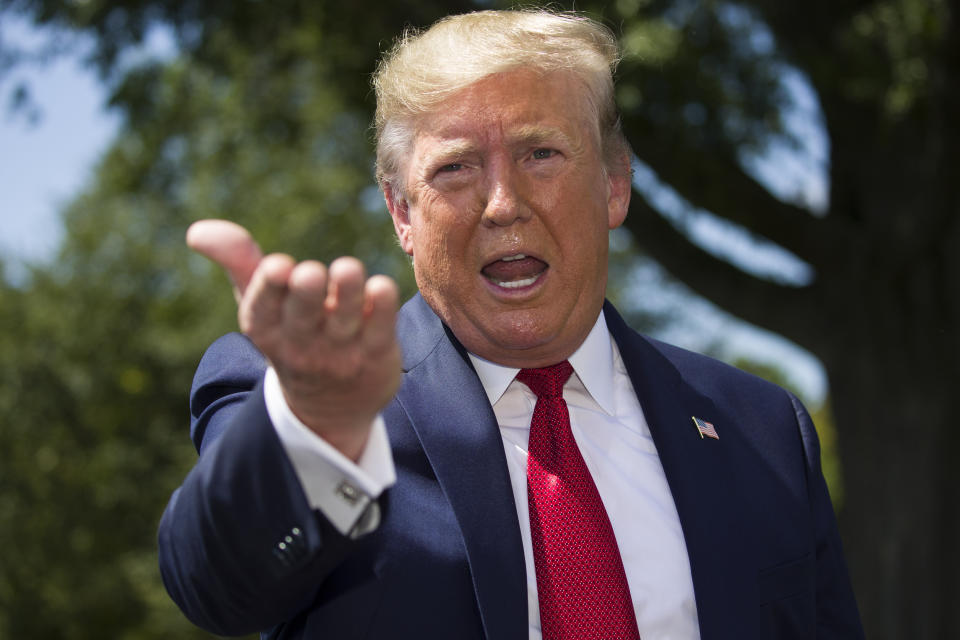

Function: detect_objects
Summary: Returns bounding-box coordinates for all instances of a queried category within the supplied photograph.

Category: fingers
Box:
[186,219,263,296]
[188,218,400,446]
[325,257,366,341]
[280,257,370,346]
[283,261,328,345]
[239,253,295,336]
[363,275,399,353]
[241,253,397,353]
[228,248,399,446]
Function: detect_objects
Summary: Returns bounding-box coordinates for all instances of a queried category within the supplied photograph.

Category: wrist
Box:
[281,391,375,462]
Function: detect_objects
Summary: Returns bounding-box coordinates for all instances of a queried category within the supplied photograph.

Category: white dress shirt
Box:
[264,366,395,535]
[265,313,700,638]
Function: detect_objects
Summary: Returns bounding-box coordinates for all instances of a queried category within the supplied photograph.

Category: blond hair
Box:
[372,9,628,195]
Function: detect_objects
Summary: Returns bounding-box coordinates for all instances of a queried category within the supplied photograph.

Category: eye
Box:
[531,148,556,160]
[438,163,463,173]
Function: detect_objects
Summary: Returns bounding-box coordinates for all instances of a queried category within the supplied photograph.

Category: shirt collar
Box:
[467,311,616,415]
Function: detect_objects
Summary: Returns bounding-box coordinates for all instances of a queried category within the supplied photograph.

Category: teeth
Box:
[501,254,527,262]
[492,275,539,288]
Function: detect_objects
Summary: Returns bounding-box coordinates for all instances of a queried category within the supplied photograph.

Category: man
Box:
[159,9,864,639]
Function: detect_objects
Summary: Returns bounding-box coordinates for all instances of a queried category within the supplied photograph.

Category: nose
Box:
[481,160,532,227]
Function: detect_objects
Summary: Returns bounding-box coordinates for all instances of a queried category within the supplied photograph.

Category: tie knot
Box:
[517,361,574,399]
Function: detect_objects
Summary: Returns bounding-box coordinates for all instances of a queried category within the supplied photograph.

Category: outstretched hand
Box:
[187,219,402,461]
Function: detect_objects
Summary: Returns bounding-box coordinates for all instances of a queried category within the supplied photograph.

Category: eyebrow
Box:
[424,140,478,164]
[505,125,578,149]
[427,124,580,162]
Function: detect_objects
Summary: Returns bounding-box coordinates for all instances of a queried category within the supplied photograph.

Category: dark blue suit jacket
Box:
[159,294,863,639]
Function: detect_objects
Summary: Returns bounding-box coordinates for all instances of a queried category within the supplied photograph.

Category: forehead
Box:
[412,69,596,149]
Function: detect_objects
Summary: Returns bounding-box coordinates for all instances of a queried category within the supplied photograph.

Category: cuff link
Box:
[335,480,364,506]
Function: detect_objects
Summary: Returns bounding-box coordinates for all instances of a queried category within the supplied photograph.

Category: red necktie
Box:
[519,362,640,640]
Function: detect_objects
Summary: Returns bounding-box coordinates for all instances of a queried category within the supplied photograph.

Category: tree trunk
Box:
[624,78,960,637]
[594,0,960,632]
[816,28,960,632]
[827,350,958,638]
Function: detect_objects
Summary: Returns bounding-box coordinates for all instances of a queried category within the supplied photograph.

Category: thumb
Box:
[186,219,264,297]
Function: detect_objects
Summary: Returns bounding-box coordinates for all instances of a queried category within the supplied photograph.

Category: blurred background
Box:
[0,1,955,638]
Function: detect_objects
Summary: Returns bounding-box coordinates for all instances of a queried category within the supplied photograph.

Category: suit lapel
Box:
[391,296,764,638]
[604,303,762,637]
[394,295,528,640]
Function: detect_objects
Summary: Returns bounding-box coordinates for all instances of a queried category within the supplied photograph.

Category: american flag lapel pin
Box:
[692,416,719,440]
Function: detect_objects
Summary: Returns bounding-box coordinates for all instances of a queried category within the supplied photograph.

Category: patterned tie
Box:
[518,362,640,640]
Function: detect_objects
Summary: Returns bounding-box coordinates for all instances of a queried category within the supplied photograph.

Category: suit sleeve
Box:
[157,333,357,636]
[789,393,865,639]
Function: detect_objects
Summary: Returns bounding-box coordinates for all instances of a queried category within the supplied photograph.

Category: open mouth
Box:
[481,254,548,289]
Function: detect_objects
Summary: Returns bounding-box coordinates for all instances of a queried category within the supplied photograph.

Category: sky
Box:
[0,14,830,403]
[0,16,120,273]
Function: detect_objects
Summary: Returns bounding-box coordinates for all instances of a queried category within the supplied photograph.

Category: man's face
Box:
[386,68,631,367]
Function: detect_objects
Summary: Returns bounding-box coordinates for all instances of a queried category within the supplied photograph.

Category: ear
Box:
[384,183,414,256]
[606,152,631,230]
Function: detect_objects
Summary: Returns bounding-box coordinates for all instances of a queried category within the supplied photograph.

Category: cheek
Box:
[410,194,476,261]
[410,215,457,286]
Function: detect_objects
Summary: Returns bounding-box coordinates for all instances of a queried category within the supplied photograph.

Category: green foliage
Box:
[837,0,949,119]
[0,3,433,637]
[0,264,218,638]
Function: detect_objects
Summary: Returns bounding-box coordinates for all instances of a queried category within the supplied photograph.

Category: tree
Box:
[1,0,956,637]
[587,0,957,636]
[0,2,472,637]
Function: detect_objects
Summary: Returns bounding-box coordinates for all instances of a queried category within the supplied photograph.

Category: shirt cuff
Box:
[263,367,396,537]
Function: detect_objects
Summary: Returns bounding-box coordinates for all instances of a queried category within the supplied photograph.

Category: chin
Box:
[482,321,570,360]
